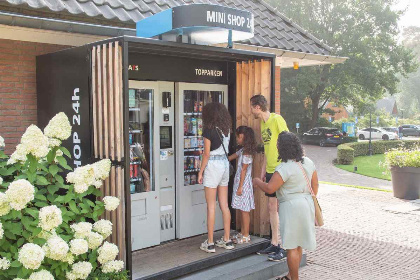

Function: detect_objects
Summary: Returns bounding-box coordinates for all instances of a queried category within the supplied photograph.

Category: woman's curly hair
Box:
[236,126,257,156]
[202,103,232,135]
[277,131,304,163]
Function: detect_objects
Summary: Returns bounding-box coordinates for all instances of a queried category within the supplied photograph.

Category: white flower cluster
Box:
[7,144,27,165]
[86,231,103,250]
[44,112,72,141]
[69,239,89,256]
[97,241,119,264]
[66,159,112,194]
[63,252,75,265]
[43,236,69,261]
[0,222,3,239]
[18,243,45,270]
[102,260,124,273]
[93,219,113,239]
[5,179,35,210]
[103,196,120,211]
[0,193,10,216]
[28,270,54,280]
[66,261,92,280]
[0,257,10,270]
[38,229,57,240]
[21,125,50,158]
[71,222,92,239]
[0,136,4,148]
[39,205,62,231]
[0,176,3,185]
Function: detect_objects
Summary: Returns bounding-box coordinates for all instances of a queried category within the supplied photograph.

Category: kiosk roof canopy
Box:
[3,0,331,56]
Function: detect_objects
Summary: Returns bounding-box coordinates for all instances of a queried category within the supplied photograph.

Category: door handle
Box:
[160,215,165,230]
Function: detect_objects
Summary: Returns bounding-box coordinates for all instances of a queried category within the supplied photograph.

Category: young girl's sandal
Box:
[276,276,290,280]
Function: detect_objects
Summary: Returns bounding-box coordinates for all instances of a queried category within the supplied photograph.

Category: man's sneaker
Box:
[215,237,235,250]
[257,243,279,255]
[200,240,216,253]
[268,248,287,262]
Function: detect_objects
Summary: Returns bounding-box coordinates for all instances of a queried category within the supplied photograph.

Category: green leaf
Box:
[9,223,23,235]
[28,154,38,173]
[25,208,39,218]
[59,147,72,159]
[32,227,42,237]
[10,260,21,268]
[69,201,80,214]
[46,147,58,164]
[54,196,65,203]
[35,194,47,201]
[47,184,59,195]
[56,156,72,170]
[49,164,59,176]
[16,238,25,248]
[4,231,16,240]
[21,217,34,231]
[34,201,49,207]
[55,175,64,184]
[36,176,50,186]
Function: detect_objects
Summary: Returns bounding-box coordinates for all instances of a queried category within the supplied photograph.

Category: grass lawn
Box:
[335,154,391,181]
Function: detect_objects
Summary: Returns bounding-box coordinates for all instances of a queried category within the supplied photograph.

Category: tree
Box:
[396,26,420,118]
[270,0,417,128]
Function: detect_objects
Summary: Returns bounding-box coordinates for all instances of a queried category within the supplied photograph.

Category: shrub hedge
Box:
[337,140,420,165]
[342,136,358,144]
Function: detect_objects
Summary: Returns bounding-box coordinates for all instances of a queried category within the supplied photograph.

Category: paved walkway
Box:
[303,144,392,190]
[274,183,420,279]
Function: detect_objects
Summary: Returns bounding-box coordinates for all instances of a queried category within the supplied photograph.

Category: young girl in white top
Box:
[229,126,257,243]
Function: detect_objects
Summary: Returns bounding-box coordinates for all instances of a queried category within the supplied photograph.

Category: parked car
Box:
[357,127,398,140]
[302,127,343,147]
[401,124,420,136]
[382,127,398,134]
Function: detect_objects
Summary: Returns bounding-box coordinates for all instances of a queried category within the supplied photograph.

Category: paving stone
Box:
[273,184,420,279]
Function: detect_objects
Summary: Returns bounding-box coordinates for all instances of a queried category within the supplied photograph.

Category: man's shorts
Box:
[203,159,229,188]
[264,172,276,197]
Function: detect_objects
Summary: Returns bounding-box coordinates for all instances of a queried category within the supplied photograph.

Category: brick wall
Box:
[275,66,281,114]
[0,39,68,154]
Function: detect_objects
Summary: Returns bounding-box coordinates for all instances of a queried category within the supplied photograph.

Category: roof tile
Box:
[3,0,331,55]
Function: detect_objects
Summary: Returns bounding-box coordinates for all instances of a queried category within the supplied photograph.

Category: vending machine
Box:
[129,81,228,250]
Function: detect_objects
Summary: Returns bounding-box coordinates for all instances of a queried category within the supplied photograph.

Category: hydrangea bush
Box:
[0,113,128,280]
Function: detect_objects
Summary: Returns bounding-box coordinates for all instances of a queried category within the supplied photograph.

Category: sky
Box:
[394,0,420,31]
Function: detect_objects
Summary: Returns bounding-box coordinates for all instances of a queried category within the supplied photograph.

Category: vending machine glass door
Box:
[175,82,228,239]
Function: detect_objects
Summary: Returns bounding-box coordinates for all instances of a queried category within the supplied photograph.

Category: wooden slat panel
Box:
[108,43,115,161]
[114,43,122,161]
[102,45,109,159]
[118,46,124,158]
[97,47,103,158]
[110,167,117,245]
[236,62,242,127]
[241,62,249,125]
[92,47,98,158]
[247,61,254,127]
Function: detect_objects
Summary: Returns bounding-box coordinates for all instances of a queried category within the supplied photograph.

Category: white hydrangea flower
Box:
[66,271,77,280]
[70,239,89,256]
[102,260,124,273]
[39,205,62,231]
[0,193,11,217]
[63,252,74,265]
[0,177,3,185]
[7,144,27,165]
[72,261,92,280]
[93,219,113,239]
[44,112,72,141]
[74,183,89,194]
[70,222,92,239]
[93,159,111,180]
[0,257,10,270]
[0,136,4,148]
[6,179,35,210]
[13,278,26,280]
[97,241,119,264]
[18,243,45,270]
[93,180,102,189]
[20,125,50,158]
[48,137,62,148]
[28,270,54,280]
[0,222,3,239]
[86,231,103,250]
[43,236,69,261]
[103,196,120,211]
[67,165,96,193]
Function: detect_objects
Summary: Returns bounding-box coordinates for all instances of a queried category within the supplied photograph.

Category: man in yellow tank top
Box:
[250,95,289,260]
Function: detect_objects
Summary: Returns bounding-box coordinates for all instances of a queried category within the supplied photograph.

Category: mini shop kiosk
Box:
[36,4,276,279]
